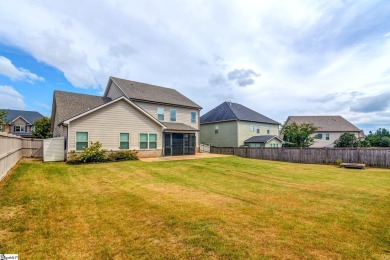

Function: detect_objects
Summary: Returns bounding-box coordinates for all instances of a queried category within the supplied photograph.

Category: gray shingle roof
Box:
[200,102,279,125]
[54,91,112,124]
[244,135,282,143]
[287,116,361,132]
[162,122,199,131]
[2,109,44,125]
[111,77,201,109]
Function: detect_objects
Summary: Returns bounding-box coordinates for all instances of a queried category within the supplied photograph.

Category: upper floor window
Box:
[317,133,323,139]
[256,125,260,134]
[326,133,330,140]
[157,107,164,121]
[15,125,26,132]
[267,126,270,134]
[170,109,176,122]
[215,125,219,134]
[76,132,88,151]
[249,125,254,132]
[191,112,196,123]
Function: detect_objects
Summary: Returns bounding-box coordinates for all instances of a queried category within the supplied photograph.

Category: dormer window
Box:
[15,125,26,132]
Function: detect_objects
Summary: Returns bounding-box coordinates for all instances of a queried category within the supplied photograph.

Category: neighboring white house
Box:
[284,116,364,147]
[51,76,202,158]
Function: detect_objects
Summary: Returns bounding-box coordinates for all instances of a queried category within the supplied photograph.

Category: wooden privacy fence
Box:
[211,147,390,168]
[0,133,43,181]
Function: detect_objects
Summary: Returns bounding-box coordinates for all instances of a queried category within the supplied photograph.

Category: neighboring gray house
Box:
[285,116,363,147]
[0,109,44,138]
[51,76,202,157]
[200,102,280,147]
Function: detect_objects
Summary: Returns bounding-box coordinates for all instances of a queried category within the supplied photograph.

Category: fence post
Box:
[300,147,303,163]
[357,147,360,163]
[325,148,328,164]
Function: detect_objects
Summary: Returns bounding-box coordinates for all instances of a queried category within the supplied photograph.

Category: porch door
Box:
[184,133,196,155]
[164,133,172,156]
[172,133,184,156]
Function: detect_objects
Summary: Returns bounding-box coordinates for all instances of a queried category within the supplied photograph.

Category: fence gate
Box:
[22,139,44,158]
[43,137,65,162]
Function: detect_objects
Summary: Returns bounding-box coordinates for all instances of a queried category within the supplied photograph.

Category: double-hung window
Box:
[256,125,260,133]
[326,133,330,140]
[140,133,148,149]
[249,125,254,132]
[76,132,88,151]
[149,134,157,149]
[215,125,219,134]
[317,133,323,139]
[120,133,130,149]
[191,112,196,123]
[15,125,26,132]
[157,107,164,121]
[267,127,270,134]
[140,133,157,149]
[170,109,176,122]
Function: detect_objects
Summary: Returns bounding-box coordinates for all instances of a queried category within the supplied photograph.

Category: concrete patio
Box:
[139,153,232,162]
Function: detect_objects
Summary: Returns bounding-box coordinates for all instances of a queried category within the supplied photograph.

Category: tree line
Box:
[282,122,390,148]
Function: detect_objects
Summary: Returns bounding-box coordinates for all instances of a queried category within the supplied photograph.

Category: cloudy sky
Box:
[0,0,389,132]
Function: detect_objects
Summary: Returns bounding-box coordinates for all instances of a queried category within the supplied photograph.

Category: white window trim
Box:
[140,133,158,150]
[157,107,164,121]
[75,131,89,151]
[15,125,26,132]
[170,108,177,122]
[191,111,197,123]
[119,133,130,150]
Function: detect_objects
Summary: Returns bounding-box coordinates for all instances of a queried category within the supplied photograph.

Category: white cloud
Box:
[0,56,44,82]
[34,101,51,110]
[0,0,389,131]
[0,86,25,109]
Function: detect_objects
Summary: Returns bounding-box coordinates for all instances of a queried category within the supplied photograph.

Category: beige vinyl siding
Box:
[106,82,125,100]
[133,101,199,128]
[200,121,237,147]
[311,131,360,148]
[238,121,279,146]
[12,118,31,133]
[68,99,163,152]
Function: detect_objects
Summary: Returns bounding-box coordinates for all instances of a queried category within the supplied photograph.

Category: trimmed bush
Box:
[67,142,138,164]
[107,150,139,161]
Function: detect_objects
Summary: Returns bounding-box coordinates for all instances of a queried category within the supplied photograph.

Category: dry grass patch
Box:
[0,157,389,259]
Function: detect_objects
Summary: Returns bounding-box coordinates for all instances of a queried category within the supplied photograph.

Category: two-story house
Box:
[0,109,44,138]
[51,76,202,157]
[284,116,364,147]
[200,102,281,147]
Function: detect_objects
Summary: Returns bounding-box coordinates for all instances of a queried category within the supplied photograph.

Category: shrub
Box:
[336,159,343,166]
[107,150,138,161]
[78,141,107,163]
[67,150,81,164]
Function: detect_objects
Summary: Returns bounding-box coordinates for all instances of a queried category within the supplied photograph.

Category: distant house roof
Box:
[200,102,279,125]
[286,116,361,132]
[163,122,199,132]
[108,77,202,109]
[244,135,282,143]
[53,90,112,124]
[2,109,44,125]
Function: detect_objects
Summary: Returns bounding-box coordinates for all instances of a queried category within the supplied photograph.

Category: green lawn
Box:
[0,157,389,259]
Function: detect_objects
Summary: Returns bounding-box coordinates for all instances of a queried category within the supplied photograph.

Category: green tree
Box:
[32,117,52,139]
[282,122,318,147]
[0,109,7,124]
[366,128,390,147]
[334,133,360,147]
